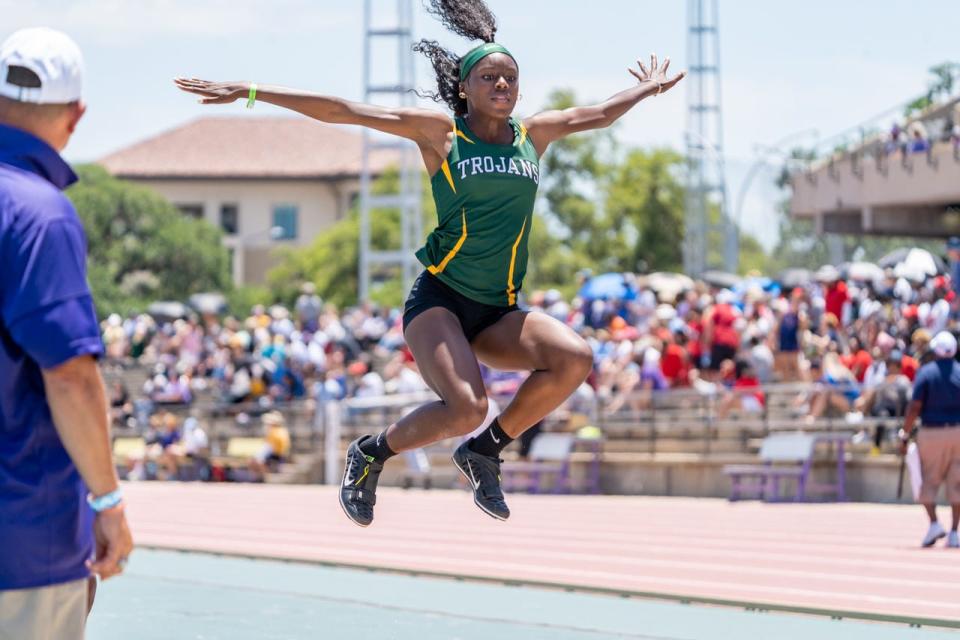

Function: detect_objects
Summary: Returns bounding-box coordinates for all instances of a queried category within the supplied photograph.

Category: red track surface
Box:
[123,483,960,623]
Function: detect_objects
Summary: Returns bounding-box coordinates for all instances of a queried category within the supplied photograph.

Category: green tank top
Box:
[415,116,540,307]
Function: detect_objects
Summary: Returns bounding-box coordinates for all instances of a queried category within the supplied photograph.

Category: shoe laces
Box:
[347,450,381,488]
[469,455,504,499]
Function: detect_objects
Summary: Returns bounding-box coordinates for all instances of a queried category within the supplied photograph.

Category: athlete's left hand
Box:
[628,53,686,95]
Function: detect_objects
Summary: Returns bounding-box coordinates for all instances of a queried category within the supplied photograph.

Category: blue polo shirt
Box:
[0,123,103,590]
[912,357,960,427]
[951,259,960,300]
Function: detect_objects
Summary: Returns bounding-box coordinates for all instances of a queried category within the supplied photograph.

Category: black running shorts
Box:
[402,271,519,343]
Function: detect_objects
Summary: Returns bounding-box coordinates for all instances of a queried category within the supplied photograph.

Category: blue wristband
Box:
[87,488,123,512]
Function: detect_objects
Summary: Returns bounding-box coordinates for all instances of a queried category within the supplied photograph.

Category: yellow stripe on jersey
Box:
[440,160,456,193]
[506,216,528,305]
[455,127,475,144]
[518,122,528,146]
[427,208,468,275]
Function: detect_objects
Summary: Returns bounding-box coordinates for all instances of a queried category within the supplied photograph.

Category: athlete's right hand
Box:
[87,504,134,581]
[628,53,685,96]
[174,77,249,104]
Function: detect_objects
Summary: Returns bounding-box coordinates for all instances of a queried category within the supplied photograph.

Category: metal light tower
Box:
[358,0,423,302]
[684,0,736,276]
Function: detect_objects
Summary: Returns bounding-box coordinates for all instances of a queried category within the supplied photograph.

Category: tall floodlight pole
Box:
[685,0,736,276]
[359,0,423,302]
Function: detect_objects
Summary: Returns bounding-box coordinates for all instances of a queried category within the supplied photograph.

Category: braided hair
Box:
[413,0,499,116]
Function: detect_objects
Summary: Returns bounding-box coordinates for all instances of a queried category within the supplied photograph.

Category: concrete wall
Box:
[595,454,921,504]
[381,451,926,504]
[790,141,960,238]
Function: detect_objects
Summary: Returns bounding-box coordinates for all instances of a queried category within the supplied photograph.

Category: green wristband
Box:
[246,83,257,109]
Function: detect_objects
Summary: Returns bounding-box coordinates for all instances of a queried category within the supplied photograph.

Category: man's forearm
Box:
[41,355,119,497]
[902,400,922,435]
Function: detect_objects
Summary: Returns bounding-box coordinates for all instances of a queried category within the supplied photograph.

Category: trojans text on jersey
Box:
[455,156,540,185]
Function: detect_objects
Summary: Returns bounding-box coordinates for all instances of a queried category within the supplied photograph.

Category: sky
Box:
[3,0,959,249]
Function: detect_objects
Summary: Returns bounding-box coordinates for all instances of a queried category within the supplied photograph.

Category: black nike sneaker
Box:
[339,436,384,527]
[452,441,510,521]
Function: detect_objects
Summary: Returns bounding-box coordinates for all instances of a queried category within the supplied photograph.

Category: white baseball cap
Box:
[0,27,83,104]
[931,331,958,359]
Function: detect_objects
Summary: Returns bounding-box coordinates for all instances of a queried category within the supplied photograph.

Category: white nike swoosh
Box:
[491,433,501,444]
[467,463,481,490]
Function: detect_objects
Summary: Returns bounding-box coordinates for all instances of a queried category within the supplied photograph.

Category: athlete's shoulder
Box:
[511,118,537,155]
[451,117,477,146]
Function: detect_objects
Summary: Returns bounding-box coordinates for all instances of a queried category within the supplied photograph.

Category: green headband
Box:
[459,43,517,82]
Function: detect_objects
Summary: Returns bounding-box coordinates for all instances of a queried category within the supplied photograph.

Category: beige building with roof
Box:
[99,116,397,284]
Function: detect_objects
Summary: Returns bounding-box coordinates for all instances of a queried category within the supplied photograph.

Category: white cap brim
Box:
[0,27,83,104]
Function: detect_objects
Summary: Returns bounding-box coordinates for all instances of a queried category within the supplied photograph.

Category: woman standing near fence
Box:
[175,0,684,526]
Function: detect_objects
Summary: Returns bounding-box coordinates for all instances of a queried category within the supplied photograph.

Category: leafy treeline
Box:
[68,164,232,316]
[274,89,770,307]
[74,88,776,314]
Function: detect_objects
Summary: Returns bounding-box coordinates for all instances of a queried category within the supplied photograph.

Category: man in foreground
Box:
[0,27,133,638]
[899,331,960,548]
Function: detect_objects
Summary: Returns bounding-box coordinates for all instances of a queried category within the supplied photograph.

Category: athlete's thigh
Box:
[471,310,587,371]
[404,307,485,403]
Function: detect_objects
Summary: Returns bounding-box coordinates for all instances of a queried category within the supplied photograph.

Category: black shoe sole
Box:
[339,446,371,528]
[452,455,508,522]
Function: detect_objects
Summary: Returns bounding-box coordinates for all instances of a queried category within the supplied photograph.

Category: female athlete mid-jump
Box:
[175,0,684,526]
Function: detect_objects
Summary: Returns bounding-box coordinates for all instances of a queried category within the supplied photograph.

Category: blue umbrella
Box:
[577,272,633,300]
[733,276,775,294]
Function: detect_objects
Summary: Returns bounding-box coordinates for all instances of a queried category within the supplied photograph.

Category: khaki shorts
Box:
[917,427,960,504]
[774,351,800,381]
[0,578,88,640]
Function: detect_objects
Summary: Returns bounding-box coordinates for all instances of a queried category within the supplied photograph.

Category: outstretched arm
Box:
[523,54,685,156]
[173,79,453,172]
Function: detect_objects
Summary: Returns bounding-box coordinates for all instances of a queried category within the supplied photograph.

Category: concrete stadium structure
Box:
[791,97,960,238]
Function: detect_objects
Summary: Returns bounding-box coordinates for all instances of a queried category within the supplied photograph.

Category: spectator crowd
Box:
[104,243,960,477]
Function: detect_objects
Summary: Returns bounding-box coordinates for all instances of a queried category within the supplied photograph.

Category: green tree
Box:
[537,89,615,268]
[770,211,943,271]
[737,233,773,275]
[604,148,687,273]
[538,89,767,280]
[274,89,772,307]
[268,169,435,308]
[768,215,830,272]
[905,61,960,117]
[68,164,231,316]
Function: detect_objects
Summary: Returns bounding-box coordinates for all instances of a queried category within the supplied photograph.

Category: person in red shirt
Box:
[660,331,690,388]
[840,337,873,383]
[718,361,766,418]
[900,353,919,382]
[703,292,741,372]
[824,276,848,324]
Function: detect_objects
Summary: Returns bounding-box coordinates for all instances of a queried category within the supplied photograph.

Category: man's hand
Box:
[87,504,134,580]
[897,427,912,456]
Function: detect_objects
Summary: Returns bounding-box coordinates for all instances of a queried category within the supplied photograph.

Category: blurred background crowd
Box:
[102,240,960,481]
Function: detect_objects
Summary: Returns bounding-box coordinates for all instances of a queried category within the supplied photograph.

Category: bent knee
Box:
[562,341,595,381]
[445,394,489,435]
